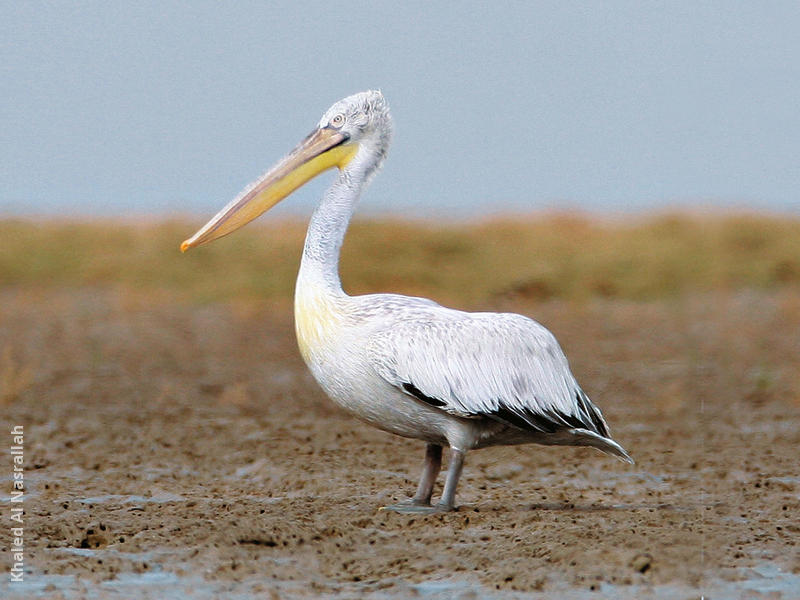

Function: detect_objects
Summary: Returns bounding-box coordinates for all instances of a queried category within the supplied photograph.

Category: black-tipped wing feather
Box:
[367,310,612,438]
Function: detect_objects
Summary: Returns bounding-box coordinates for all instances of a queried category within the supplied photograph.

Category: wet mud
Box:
[1,288,799,598]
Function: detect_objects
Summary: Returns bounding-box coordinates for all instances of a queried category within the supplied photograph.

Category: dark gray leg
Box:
[435,449,465,511]
[381,443,443,512]
[381,446,464,514]
[411,443,443,504]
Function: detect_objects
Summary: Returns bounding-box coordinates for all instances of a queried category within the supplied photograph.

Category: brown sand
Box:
[1,287,799,598]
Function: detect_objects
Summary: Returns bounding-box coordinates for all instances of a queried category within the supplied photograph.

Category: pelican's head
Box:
[181,90,392,252]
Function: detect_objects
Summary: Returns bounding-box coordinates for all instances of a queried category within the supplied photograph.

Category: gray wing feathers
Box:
[367,311,611,437]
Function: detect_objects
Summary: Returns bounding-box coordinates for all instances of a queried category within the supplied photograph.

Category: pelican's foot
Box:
[380,500,456,514]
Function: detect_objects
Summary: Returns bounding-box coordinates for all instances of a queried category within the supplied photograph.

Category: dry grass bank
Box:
[1,213,799,307]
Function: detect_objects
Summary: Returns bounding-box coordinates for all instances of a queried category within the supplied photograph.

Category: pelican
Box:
[182,90,632,513]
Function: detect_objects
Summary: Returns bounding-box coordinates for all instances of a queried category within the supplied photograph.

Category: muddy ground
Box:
[1,287,799,598]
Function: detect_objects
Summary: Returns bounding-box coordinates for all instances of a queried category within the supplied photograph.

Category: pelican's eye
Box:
[329,113,346,129]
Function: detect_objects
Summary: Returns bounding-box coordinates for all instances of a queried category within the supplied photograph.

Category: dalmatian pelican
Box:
[182,90,632,513]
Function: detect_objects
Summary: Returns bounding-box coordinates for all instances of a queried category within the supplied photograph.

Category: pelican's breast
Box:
[294,281,344,364]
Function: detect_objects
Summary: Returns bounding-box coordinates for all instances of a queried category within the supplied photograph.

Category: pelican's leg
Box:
[435,449,465,512]
[412,443,443,504]
[381,443,442,513]
[381,446,464,514]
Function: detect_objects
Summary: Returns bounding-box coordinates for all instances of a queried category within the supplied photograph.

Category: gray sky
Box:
[2,1,799,219]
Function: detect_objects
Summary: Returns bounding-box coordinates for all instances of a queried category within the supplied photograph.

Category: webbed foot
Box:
[380,499,456,514]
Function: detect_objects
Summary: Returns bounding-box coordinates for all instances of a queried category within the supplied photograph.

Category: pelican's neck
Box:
[297,170,361,297]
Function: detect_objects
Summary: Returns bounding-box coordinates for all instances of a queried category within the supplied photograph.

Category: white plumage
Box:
[183,90,632,513]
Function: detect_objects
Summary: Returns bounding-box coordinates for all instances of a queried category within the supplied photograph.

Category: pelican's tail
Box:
[568,428,635,464]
